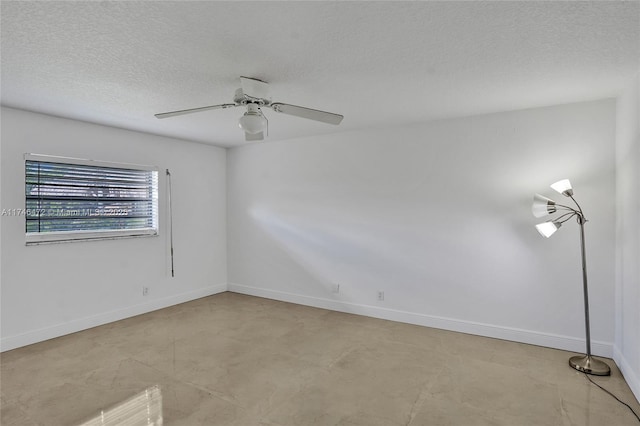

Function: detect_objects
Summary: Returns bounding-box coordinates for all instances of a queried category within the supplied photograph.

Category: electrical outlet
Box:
[142,286,149,296]
[377,291,384,301]
[332,284,340,294]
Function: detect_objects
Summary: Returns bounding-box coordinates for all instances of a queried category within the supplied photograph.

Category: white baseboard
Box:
[614,346,640,403]
[3,281,615,361]
[228,283,613,358]
[0,283,228,352]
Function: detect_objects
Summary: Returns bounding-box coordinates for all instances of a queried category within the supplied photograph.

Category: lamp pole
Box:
[578,214,592,357]
[568,213,610,376]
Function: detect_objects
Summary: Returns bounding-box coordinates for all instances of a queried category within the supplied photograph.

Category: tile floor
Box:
[1,292,639,425]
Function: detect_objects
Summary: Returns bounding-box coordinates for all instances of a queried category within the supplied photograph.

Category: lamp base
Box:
[569,355,611,376]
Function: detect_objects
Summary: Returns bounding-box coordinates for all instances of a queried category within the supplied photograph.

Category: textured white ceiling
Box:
[1,1,638,147]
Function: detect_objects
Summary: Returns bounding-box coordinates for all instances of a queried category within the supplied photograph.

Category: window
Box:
[25,154,158,244]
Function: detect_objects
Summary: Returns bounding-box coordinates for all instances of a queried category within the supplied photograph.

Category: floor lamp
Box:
[532,179,611,376]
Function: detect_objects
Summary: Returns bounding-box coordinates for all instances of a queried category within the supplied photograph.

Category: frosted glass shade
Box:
[532,193,557,218]
[551,179,573,196]
[238,113,267,134]
[536,221,561,238]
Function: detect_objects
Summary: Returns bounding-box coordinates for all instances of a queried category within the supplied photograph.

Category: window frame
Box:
[24,153,159,245]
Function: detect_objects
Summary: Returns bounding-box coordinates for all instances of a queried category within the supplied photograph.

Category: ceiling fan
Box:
[155,77,344,141]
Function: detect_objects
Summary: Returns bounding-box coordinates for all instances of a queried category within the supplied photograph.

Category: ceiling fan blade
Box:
[155,103,237,119]
[270,103,343,125]
[240,76,270,100]
[245,131,264,141]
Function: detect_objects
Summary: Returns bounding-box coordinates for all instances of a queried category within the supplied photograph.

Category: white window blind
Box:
[25,154,158,244]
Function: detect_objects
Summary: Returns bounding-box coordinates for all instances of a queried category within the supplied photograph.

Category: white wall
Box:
[228,99,617,356]
[0,107,227,351]
[615,72,640,400]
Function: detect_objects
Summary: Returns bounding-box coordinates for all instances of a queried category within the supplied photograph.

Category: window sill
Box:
[25,228,158,245]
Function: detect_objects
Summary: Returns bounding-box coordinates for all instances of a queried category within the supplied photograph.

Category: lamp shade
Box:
[535,221,561,238]
[551,179,573,196]
[532,193,557,218]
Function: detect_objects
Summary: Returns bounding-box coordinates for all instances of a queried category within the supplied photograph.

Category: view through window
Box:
[25,154,158,244]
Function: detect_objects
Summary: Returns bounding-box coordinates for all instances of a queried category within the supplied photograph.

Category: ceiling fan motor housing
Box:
[239,76,271,101]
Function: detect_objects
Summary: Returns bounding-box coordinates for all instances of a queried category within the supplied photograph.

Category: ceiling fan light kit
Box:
[238,104,267,134]
[155,76,344,142]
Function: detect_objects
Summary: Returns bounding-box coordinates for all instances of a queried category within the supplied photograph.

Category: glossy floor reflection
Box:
[1,292,639,425]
